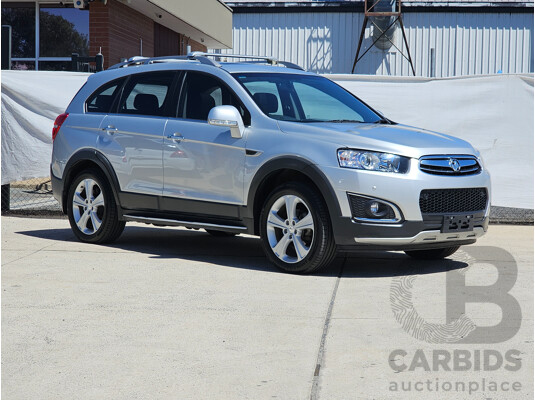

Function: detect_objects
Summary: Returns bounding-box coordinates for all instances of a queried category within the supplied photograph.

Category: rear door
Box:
[68,77,127,152]
[162,71,249,204]
[98,71,179,196]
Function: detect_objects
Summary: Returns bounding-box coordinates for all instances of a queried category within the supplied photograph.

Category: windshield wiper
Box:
[374,118,391,124]
[323,119,364,123]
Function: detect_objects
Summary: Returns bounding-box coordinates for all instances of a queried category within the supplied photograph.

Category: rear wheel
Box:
[67,169,125,243]
[259,182,336,274]
[404,246,460,260]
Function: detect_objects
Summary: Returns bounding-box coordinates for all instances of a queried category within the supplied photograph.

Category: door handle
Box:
[103,125,118,135]
[167,133,184,143]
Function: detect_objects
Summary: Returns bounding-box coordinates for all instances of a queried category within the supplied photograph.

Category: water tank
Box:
[370,0,398,50]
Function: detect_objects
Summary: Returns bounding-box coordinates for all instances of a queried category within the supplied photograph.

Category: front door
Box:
[163,72,249,205]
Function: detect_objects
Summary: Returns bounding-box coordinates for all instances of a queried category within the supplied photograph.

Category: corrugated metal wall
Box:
[216,12,534,76]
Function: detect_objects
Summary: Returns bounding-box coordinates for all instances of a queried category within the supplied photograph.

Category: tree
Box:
[39,11,89,57]
[1,8,88,59]
[1,8,35,58]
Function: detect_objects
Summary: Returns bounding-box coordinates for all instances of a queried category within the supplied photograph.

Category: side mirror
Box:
[208,105,245,139]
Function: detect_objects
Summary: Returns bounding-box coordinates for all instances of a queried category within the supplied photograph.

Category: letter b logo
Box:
[391,247,521,344]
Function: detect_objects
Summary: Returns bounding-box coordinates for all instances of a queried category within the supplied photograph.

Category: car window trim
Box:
[109,76,128,114]
[84,77,127,114]
[176,70,251,126]
[115,70,180,118]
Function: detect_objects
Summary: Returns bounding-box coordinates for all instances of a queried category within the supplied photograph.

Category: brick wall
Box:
[89,0,207,69]
[88,2,110,67]
[155,23,179,56]
[183,36,207,53]
[90,0,154,68]
[177,34,207,55]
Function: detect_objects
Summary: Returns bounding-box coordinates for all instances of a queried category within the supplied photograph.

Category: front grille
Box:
[419,155,481,176]
[348,194,396,220]
[419,188,488,214]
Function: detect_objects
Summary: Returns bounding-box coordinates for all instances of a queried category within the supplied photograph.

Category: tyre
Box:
[404,246,460,260]
[205,229,237,237]
[259,182,337,274]
[67,169,125,243]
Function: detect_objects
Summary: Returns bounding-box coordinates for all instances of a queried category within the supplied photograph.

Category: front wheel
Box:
[404,246,460,260]
[67,169,125,243]
[259,182,337,274]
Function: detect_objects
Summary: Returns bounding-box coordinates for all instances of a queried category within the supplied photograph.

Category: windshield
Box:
[232,73,382,123]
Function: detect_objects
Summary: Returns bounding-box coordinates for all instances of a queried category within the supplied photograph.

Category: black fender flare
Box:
[244,156,342,231]
[62,149,122,215]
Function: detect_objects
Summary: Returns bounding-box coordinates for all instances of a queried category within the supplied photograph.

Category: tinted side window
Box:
[86,78,125,113]
[118,71,176,117]
[241,81,283,118]
[178,72,250,125]
[293,82,363,122]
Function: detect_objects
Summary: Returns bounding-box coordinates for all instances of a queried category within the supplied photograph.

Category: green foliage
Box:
[39,11,88,57]
[1,8,35,58]
[1,8,88,58]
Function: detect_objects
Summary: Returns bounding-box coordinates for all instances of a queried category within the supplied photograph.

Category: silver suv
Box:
[51,53,491,273]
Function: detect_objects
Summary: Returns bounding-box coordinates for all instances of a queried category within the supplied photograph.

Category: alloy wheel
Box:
[72,178,105,235]
[266,194,315,263]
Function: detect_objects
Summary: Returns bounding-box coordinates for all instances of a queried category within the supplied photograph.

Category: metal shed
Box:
[219,0,534,76]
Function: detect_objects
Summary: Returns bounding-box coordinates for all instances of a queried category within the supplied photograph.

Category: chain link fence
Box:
[1,178,62,216]
[1,179,532,224]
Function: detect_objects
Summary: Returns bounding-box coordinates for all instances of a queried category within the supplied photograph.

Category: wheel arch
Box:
[62,149,122,216]
[246,157,342,235]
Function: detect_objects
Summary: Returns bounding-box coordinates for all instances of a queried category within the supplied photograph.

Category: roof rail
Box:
[108,54,219,70]
[190,52,278,65]
[189,52,305,71]
[107,52,304,71]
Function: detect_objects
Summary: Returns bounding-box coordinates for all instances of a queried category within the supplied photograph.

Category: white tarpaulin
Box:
[1,70,533,208]
[1,71,90,185]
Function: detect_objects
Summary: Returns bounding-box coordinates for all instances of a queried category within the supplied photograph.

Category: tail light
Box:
[52,113,69,141]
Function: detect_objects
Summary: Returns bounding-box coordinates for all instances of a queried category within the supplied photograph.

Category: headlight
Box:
[337,149,409,173]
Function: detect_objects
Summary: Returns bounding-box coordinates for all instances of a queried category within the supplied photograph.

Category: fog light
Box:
[365,200,390,218]
[369,201,380,215]
[348,194,401,222]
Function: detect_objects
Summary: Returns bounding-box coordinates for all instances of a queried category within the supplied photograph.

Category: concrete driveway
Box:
[2,216,533,399]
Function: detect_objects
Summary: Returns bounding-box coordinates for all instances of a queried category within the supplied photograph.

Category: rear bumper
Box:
[50,167,64,213]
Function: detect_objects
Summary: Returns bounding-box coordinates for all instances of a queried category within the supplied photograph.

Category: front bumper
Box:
[323,157,491,250]
[323,159,491,221]
[353,227,485,246]
[333,213,489,250]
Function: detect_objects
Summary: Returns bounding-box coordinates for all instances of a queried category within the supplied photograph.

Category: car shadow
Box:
[340,252,468,278]
[16,225,469,277]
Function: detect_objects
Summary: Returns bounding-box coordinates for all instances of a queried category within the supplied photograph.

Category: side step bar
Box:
[123,214,248,233]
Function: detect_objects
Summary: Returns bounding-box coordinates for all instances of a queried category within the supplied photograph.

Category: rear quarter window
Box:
[85,78,125,113]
